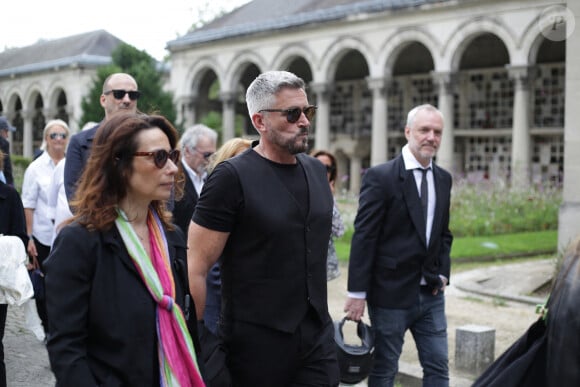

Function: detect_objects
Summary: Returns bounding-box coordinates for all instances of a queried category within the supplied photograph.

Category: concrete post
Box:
[455,324,495,375]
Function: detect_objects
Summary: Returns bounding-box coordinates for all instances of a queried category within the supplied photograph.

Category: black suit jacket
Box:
[171,169,198,237]
[347,154,453,309]
[64,124,99,202]
[45,221,200,386]
[0,182,27,245]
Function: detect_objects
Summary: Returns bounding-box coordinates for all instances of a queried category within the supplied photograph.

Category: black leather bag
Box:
[198,322,231,387]
[472,315,547,387]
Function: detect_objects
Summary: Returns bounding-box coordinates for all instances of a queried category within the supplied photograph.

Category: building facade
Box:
[0,30,121,157]
[167,0,568,194]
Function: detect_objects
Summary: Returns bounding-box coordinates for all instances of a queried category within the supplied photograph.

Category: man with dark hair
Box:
[0,116,15,186]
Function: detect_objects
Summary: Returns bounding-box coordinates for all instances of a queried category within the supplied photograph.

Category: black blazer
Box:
[0,182,27,245]
[64,124,99,202]
[45,221,199,386]
[347,154,453,309]
[171,170,198,237]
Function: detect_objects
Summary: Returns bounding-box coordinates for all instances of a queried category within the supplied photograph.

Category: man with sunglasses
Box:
[172,124,217,238]
[64,73,140,203]
[188,70,340,386]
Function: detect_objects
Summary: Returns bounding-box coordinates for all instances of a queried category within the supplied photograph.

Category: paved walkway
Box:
[2,258,554,386]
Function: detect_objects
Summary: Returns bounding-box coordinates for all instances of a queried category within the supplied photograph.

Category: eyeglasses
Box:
[49,133,67,140]
[104,89,141,101]
[193,148,214,160]
[258,105,317,123]
[133,149,180,168]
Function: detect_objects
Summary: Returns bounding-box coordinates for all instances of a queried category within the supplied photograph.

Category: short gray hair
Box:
[406,104,444,128]
[179,124,218,151]
[245,71,306,117]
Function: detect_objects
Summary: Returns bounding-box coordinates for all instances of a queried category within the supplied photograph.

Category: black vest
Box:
[221,151,333,333]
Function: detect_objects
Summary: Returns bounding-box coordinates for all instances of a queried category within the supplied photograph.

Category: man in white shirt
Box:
[171,124,217,237]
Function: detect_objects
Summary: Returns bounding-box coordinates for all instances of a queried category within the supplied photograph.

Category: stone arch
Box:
[445,16,517,71]
[379,28,441,74]
[184,57,223,97]
[270,43,317,75]
[222,50,266,92]
[318,36,374,82]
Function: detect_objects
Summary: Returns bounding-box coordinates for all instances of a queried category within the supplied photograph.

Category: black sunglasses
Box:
[104,89,141,101]
[193,148,214,160]
[259,105,317,123]
[325,165,336,174]
[49,133,67,140]
[133,149,180,168]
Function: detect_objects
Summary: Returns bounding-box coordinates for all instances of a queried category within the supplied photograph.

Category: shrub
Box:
[335,177,562,242]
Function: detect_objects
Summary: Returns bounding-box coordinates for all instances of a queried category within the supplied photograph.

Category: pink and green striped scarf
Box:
[116,207,205,387]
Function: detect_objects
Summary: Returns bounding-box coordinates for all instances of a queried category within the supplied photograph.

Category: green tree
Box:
[80,43,176,128]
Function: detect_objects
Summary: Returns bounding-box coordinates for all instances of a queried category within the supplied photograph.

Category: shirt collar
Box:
[402,144,432,171]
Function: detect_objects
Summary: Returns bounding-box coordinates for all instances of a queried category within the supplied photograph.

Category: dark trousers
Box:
[32,237,50,333]
[226,308,339,386]
[0,303,7,387]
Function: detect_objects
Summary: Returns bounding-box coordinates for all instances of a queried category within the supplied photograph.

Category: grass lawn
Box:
[335,230,558,263]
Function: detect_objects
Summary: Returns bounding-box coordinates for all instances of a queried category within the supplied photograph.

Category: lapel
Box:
[398,156,428,247]
[184,171,198,202]
[430,164,446,244]
[102,223,183,279]
[102,226,139,276]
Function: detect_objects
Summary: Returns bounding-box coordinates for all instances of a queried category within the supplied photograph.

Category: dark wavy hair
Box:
[70,112,184,231]
[311,149,338,183]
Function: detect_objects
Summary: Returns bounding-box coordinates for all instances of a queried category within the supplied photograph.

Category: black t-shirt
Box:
[193,150,308,232]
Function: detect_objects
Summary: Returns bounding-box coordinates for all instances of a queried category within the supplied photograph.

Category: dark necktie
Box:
[419,168,429,226]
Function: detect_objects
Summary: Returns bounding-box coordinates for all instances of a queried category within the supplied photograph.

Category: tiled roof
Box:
[168,0,451,49]
[0,30,122,77]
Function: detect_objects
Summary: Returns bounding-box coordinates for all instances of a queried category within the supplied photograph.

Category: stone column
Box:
[559,1,580,250]
[432,71,456,173]
[179,95,197,128]
[22,110,34,159]
[220,91,237,142]
[350,155,363,194]
[366,77,389,167]
[507,65,531,188]
[310,82,332,151]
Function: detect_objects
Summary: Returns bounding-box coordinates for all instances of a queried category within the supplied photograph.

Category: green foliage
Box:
[79,43,176,127]
[450,179,561,237]
[334,179,562,262]
[9,155,32,193]
[450,230,557,258]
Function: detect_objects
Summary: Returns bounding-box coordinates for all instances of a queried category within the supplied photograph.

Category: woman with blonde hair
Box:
[21,119,69,335]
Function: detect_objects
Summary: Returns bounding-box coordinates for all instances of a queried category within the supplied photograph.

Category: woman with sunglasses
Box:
[44,113,205,386]
[21,119,70,337]
[312,149,345,281]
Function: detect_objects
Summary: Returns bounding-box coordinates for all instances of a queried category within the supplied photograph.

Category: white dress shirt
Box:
[21,152,58,246]
[46,158,73,246]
